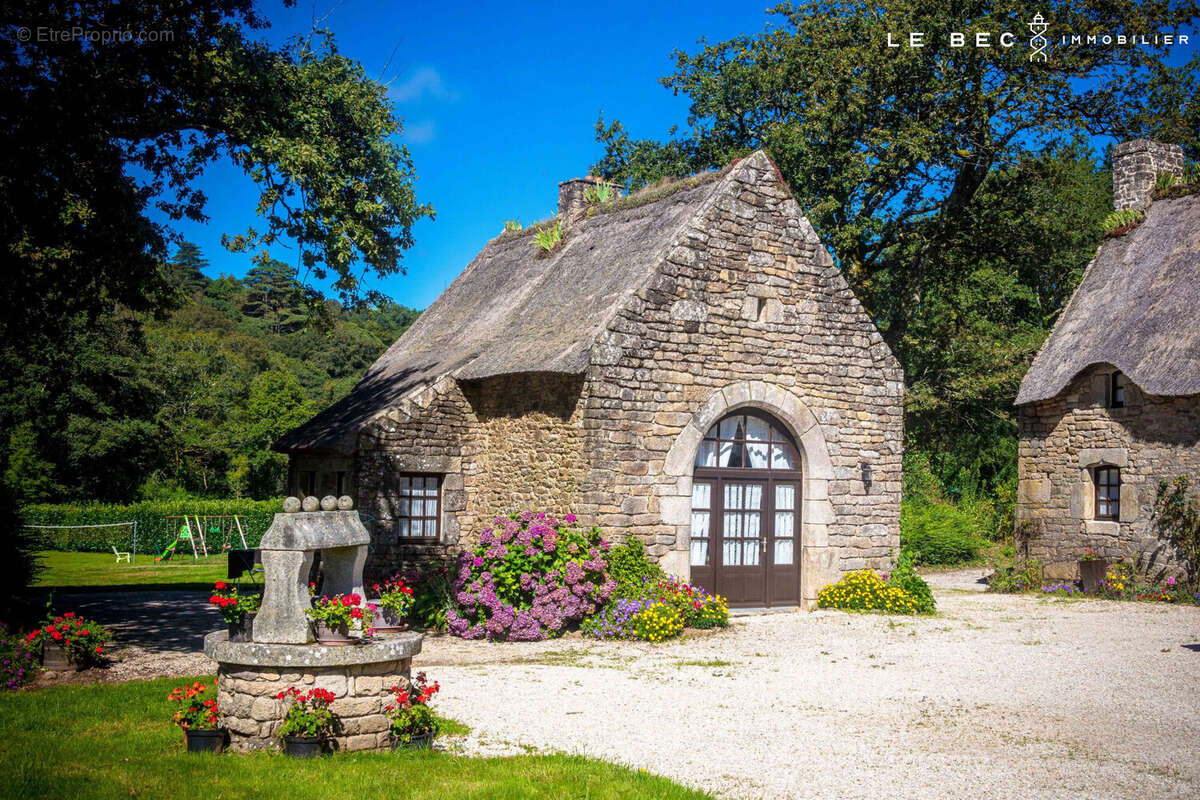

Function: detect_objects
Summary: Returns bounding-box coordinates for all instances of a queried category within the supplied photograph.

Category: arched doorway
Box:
[690,409,802,607]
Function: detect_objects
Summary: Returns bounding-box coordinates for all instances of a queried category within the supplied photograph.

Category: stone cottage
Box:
[276,151,904,608]
[1015,139,1199,580]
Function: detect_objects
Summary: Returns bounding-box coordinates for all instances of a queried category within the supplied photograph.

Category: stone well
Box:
[204,632,422,752]
[204,495,424,753]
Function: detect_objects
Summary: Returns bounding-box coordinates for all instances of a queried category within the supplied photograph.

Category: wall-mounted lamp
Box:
[861,461,873,493]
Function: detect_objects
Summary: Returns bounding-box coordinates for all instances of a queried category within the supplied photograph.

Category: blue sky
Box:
[167,0,779,309]
[163,1,1197,311]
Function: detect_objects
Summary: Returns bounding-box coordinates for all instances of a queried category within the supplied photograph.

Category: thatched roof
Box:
[275,164,735,454]
[1016,193,1200,405]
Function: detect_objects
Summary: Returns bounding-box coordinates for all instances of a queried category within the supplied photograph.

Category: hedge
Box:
[20,499,283,557]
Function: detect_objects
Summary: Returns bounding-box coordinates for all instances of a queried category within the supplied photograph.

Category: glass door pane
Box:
[690,482,711,566]
[723,482,762,567]
[773,484,795,565]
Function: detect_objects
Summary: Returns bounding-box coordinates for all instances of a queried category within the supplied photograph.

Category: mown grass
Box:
[0,676,712,800]
[33,551,229,591]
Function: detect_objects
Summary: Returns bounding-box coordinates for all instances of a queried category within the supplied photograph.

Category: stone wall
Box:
[1017,363,1200,579]
[579,152,904,602]
[1113,139,1184,211]
[216,659,411,752]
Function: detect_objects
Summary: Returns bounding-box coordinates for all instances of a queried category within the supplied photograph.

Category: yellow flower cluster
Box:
[817,570,918,614]
[630,601,684,642]
[694,594,729,629]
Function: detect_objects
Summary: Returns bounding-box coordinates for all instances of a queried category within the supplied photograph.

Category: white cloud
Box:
[390,66,458,103]
[404,120,436,145]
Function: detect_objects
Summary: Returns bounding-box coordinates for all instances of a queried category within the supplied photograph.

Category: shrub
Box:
[604,538,665,599]
[887,551,935,613]
[25,612,112,666]
[404,564,454,632]
[817,570,918,614]
[987,554,1042,593]
[447,511,616,641]
[901,502,985,565]
[1,486,39,622]
[627,601,683,642]
[1152,475,1200,589]
[0,622,38,690]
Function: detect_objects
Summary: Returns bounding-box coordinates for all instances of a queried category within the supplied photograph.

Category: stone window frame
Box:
[1094,466,1120,521]
[392,473,442,540]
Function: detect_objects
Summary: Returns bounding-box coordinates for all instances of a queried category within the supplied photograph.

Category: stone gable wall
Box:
[1017,363,1200,579]
[578,153,904,601]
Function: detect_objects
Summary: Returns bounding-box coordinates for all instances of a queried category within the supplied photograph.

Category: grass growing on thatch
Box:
[0,675,715,800]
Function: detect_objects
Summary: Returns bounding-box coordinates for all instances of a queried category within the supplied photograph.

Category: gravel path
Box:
[415,585,1200,800]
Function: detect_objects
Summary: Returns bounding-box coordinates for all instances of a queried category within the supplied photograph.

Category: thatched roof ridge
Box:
[1016,193,1200,405]
[275,159,740,454]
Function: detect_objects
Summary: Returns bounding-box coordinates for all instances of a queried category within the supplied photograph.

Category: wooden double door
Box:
[689,475,801,607]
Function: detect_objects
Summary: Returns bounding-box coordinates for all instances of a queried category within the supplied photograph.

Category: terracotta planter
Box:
[227,614,255,643]
[312,620,355,645]
[41,642,83,671]
[282,735,325,758]
[184,728,227,754]
[1079,559,1110,593]
[391,730,434,750]
[368,600,409,633]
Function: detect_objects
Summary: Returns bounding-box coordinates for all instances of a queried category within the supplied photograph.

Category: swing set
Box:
[157,515,248,561]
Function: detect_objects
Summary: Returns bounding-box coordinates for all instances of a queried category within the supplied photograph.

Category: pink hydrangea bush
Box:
[447,511,616,641]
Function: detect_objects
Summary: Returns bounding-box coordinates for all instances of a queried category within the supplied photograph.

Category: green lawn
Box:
[33,550,229,591]
[0,676,711,800]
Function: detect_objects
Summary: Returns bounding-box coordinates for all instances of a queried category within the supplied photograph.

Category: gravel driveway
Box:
[415,583,1200,800]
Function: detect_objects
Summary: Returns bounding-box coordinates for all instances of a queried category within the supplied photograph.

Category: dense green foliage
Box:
[605,538,667,599]
[1153,476,1200,588]
[900,503,986,567]
[0,677,713,800]
[592,0,1198,504]
[0,0,429,507]
[886,551,935,614]
[4,245,416,504]
[22,497,281,556]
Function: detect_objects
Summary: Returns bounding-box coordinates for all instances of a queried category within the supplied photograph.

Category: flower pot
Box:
[227,614,255,643]
[282,735,325,758]
[312,621,355,645]
[184,728,227,754]
[391,730,434,750]
[1079,559,1109,593]
[41,642,83,671]
[369,600,409,633]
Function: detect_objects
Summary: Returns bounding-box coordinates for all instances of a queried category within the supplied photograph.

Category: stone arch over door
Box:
[658,381,836,608]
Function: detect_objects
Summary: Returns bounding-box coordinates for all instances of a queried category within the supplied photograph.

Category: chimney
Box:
[1112,139,1184,211]
[557,175,622,219]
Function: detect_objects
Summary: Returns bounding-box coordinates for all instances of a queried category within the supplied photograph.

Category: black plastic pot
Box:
[1079,559,1109,593]
[185,728,227,754]
[41,643,83,671]
[282,735,325,758]
[392,730,434,751]
[227,614,255,643]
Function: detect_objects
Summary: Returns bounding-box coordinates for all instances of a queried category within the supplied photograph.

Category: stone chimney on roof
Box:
[1113,139,1184,211]
[557,175,622,219]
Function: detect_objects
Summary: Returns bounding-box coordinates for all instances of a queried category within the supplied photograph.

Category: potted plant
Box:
[384,671,440,749]
[169,680,226,752]
[25,612,112,671]
[1079,549,1110,593]
[276,686,336,757]
[307,593,373,644]
[369,575,414,633]
[209,582,261,642]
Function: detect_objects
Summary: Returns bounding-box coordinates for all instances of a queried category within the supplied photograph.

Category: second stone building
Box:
[275,151,904,608]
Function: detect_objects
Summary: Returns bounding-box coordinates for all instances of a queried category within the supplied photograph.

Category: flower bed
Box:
[583,578,729,641]
[0,623,37,690]
[817,570,920,614]
[24,612,112,667]
[447,511,616,641]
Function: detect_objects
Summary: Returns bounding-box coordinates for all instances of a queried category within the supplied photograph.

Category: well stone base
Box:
[204,631,422,753]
